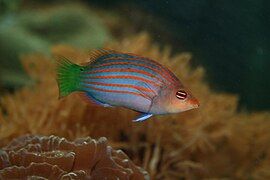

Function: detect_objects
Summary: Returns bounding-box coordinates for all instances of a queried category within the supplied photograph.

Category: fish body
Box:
[56,49,199,121]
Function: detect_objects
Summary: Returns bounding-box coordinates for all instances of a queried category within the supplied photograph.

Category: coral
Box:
[0,33,269,179]
[0,135,148,179]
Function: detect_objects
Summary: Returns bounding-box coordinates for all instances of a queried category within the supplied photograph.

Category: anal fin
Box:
[78,92,112,107]
[133,113,153,122]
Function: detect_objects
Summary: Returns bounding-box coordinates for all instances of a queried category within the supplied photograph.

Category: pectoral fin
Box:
[135,81,162,112]
[135,81,158,100]
[133,113,153,122]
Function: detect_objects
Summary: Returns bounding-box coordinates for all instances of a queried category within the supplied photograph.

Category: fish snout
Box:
[189,98,200,108]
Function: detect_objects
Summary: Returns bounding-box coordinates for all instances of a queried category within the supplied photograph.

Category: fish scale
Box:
[56,49,199,122]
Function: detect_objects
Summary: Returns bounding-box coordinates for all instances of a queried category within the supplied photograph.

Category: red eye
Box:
[176,90,187,100]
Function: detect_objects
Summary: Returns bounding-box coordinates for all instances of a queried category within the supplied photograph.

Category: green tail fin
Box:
[56,57,83,98]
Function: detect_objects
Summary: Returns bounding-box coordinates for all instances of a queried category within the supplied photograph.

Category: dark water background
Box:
[0,0,269,111]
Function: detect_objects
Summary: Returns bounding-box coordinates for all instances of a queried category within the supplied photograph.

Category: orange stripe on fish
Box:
[85,68,163,84]
[83,81,156,94]
[56,49,199,122]
[87,75,161,88]
[83,85,151,100]
[92,61,176,85]
[103,56,177,84]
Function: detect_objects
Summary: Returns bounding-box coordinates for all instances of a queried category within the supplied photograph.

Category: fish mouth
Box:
[189,98,200,108]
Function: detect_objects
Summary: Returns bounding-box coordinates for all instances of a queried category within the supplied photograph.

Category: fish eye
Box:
[176,90,187,100]
[80,68,84,71]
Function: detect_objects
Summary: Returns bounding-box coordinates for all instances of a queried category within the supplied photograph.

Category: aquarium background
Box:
[0,0,269,179]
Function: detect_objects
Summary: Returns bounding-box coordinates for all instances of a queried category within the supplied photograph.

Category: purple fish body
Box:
[56,49,199,122]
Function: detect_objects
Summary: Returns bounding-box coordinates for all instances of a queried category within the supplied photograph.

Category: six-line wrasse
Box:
[56,49,199,122]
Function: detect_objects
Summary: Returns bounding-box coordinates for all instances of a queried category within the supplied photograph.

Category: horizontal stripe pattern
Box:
[83,85,151,100]
[83,81,155,93]
[84,75,160,87]
[80,50,180,112]
[91,54,179,85]
[103,56,178,84]
[84,67,164,84]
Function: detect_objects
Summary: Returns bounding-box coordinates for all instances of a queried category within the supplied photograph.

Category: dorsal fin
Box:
[83,48,116,66]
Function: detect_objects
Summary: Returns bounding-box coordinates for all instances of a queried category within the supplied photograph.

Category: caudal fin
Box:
[56,57,83,98]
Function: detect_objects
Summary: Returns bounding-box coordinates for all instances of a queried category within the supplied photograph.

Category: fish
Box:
[56,49,199,122]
